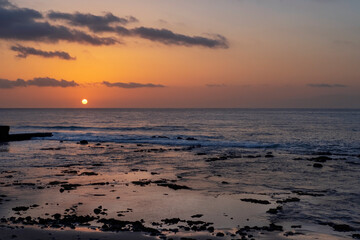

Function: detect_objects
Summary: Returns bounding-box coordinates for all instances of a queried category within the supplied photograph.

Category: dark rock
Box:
[313,163,323,168]
[161,218,182,225]
[0,126,10,138]
[236,224,284,235]
[191,214,203,218]
[353,234,360,239]
[309,156,332,162]
[60,184,81,192]
[216,232,225,237]
[284,231,304,236]
[186,220,212,226]
[79,172,98,176]
[265,154,274,158]
[205,156,228,162]
[13,182,36,186]
[48,181,68,185]
[291,225,302,228]
[156,183,191,190]
[12,206,29,211]
[327,222,355,232]
[92,163,104,166]
[132,180,151,186]
[196,152,207,155]
[99,218,160,235]
[79,140,88,145]
[241,198,271,204]
[266,206,282,214]
[267,208,278,214]
[268,223,283,231]
[62,170,78,174]
[186,137,197,141]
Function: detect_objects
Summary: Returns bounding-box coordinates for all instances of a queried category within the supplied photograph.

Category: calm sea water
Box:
[0,108,360,238]
[1,108,359,154]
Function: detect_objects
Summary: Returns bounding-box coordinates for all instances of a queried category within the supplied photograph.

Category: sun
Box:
[82,99,88,105]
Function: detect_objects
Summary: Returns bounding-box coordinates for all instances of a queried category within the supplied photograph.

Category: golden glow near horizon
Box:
[0,0,359,108]
[82,99,88,105]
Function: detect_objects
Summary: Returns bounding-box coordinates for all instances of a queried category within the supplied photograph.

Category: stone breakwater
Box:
[0,126,52,142]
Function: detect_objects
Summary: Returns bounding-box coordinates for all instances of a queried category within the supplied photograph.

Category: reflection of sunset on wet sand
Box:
[1,109,360,239]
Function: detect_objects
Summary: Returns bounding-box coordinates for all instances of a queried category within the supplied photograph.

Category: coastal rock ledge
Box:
[0,125,52,142]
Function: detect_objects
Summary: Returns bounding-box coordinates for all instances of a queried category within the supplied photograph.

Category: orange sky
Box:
[0,0,359,108]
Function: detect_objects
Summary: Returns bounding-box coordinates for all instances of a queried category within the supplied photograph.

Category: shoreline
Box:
[0,139,359,239]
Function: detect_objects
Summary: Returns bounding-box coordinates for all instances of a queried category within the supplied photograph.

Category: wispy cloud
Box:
[0,77,79,88]
[307,83,347,88]
[11,44,76,60]
[103,81,165,89]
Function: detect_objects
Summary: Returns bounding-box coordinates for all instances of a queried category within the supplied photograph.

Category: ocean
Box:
[0,108,359,239]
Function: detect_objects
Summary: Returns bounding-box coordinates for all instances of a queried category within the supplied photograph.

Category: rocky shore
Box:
[0,140,359,240]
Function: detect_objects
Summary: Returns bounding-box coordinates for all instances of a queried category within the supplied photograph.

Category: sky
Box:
[0,0,359,108]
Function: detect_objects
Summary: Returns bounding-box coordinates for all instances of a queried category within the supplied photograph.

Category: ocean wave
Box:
[37,132,280,149]
[13,125,189,132]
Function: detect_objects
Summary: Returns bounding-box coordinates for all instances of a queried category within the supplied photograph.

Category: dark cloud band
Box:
[103,81,165,89]
[0,77,79,88]
[0,5,118,45]
[11,44,75,60]
[131,27,228,48]
[48,11,138,32]
[47,11,228,48]
[0,2,228,49]
[0,0,13,7]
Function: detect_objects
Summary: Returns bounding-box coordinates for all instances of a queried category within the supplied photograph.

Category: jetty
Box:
[0,126,52,142]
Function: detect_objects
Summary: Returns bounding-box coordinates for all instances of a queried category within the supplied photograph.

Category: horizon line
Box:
[0,107,359,110]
